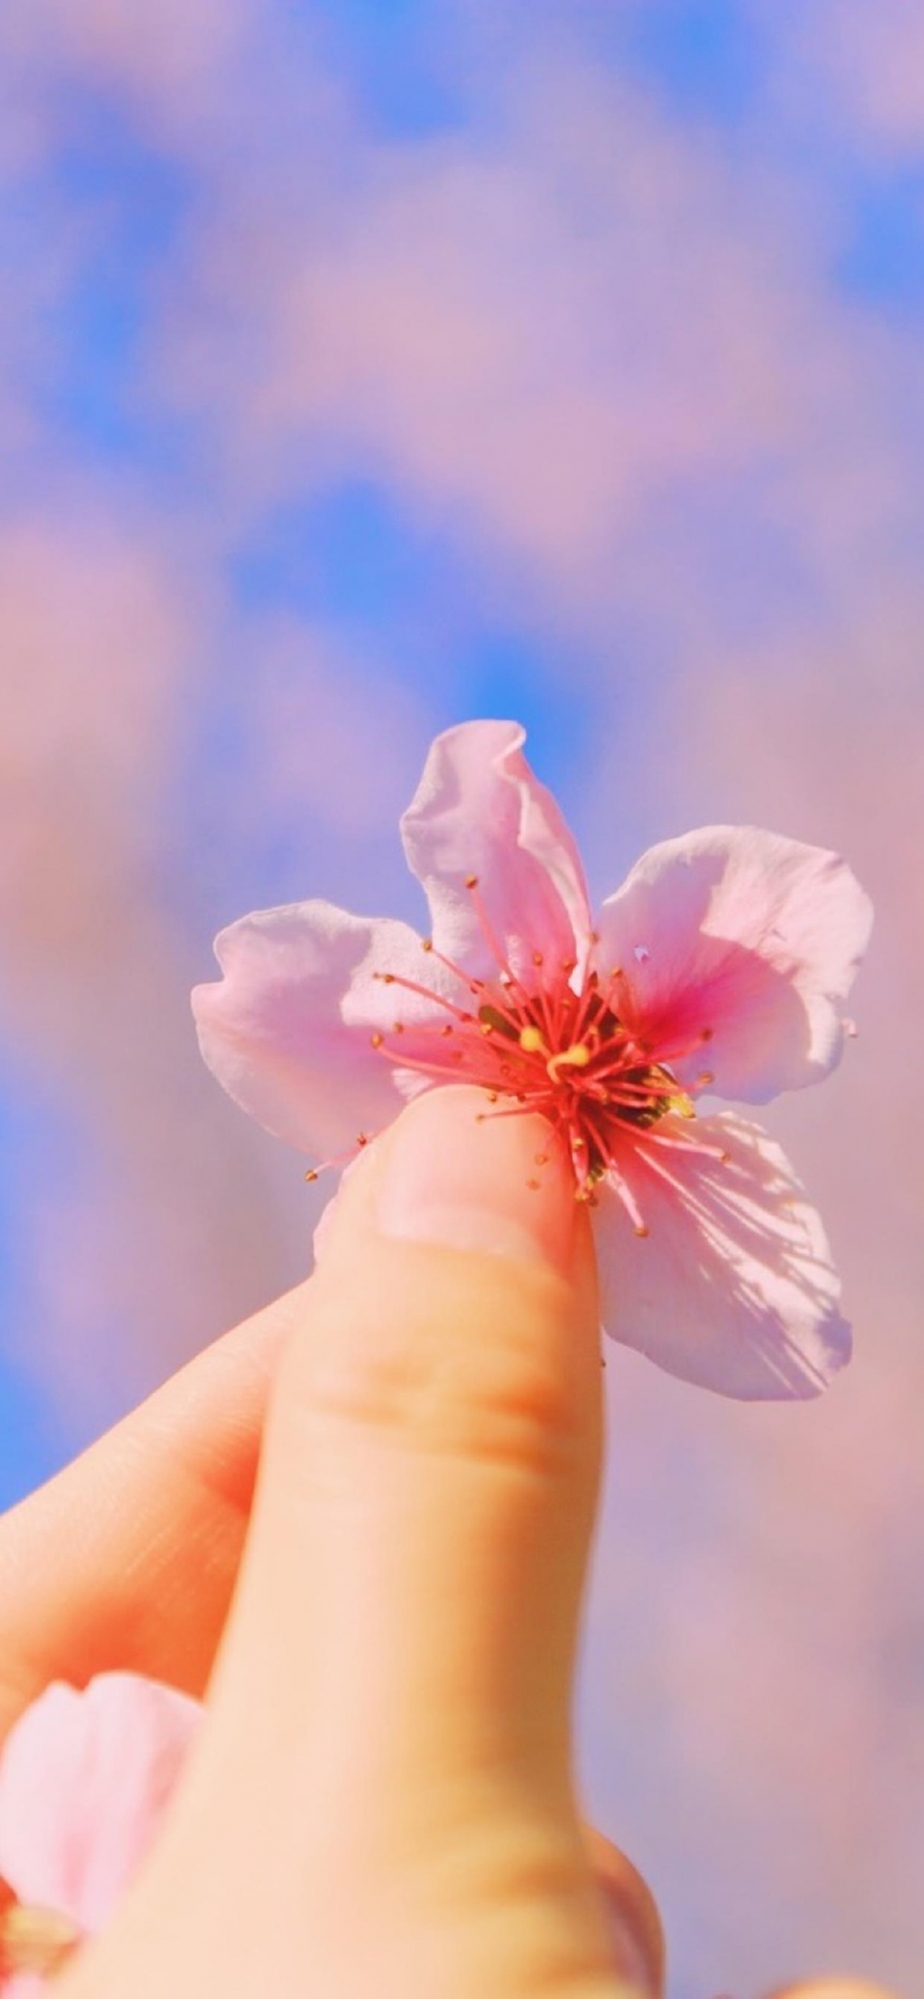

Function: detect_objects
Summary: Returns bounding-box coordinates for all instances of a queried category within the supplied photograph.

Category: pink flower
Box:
[0,1674,201,1991]
[192,720,872,1400]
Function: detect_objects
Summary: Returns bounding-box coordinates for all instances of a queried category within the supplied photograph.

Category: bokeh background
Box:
[0,3,922,1993]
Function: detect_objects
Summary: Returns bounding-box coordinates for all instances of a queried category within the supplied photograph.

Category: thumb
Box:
[213,1081,603,1837]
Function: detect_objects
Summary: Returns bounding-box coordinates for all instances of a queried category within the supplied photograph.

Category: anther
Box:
[357,1133,369,1147]
[370,1032,384,1048]
[532,950,544,967]
[526,1177,541,1191]
[534,1152,549,1166]
[393,1021,404,1034]
[421,938,433,952]
[465,874,479,890]
[305,1169,319,1182]
[634,1224,650,1238]
[519,1025,547,1055]
[547,1043,591,1079]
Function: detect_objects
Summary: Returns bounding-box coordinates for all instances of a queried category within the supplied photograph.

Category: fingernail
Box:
[376,1085,578,1280]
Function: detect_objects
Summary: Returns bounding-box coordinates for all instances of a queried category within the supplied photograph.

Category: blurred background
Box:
[0,2,921,1993]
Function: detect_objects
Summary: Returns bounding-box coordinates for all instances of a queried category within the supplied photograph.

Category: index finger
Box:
[0,1284,304,1741]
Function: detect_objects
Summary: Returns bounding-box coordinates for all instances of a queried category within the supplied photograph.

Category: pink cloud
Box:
[149,57,814,606]
[0,0,257,144]
[0,511,306,1422]
[776,0,924,152]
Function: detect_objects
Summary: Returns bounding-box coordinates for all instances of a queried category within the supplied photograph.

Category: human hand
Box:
[0,1086,898,1996]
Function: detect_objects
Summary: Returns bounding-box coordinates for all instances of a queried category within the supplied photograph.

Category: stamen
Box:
[372,969,475,1023]
[303,1124,385,1184]
[602,1161,649,1236]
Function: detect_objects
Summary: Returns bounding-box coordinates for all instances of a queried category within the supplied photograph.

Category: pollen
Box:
[547,1043,592,1078]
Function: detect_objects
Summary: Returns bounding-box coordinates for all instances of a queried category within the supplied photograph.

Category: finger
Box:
[582,1824,665,1996]
[210,1083,602,1829]
[128,1085,617,1993]
[0,1285,302,1735]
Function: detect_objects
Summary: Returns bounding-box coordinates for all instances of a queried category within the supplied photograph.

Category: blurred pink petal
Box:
[594,1112,850,1399]
[0,1673,200,1951]
[401,719,593,986]
[194,720,870,1399]
[597,825,873,1102]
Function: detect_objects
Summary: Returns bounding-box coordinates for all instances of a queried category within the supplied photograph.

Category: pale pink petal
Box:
[192,901,461,1159]
[401,720,593,987]
[594,1112,850,1399]
[0,1674,201,1936]
[596,826,873,1102]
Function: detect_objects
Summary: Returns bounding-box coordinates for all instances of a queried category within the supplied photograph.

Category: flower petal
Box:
[401,720,593,986]
[192,901,460,1159]
[594,1112,851,1399]
[0,1674,201,1935]
[596,826,873,1101]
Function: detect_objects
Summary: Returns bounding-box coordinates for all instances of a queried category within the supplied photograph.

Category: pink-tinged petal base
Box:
[0,1674,201,1939]
[401,720,593,988]
[192,901,461,1160]
[595,1112,851,1399]
[596,826,873,1102]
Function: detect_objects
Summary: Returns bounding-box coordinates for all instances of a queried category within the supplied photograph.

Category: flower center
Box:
[304,877,720,1236]
[374,954,697,1199]
[352,875,717,1230]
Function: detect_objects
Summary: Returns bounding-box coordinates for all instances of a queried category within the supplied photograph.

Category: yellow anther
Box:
[519,1025,548,1055]
[667,1091,696,1119]
[547,1042,592,1080]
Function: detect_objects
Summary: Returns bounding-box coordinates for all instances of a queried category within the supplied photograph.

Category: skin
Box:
[0,1088,897,1998]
